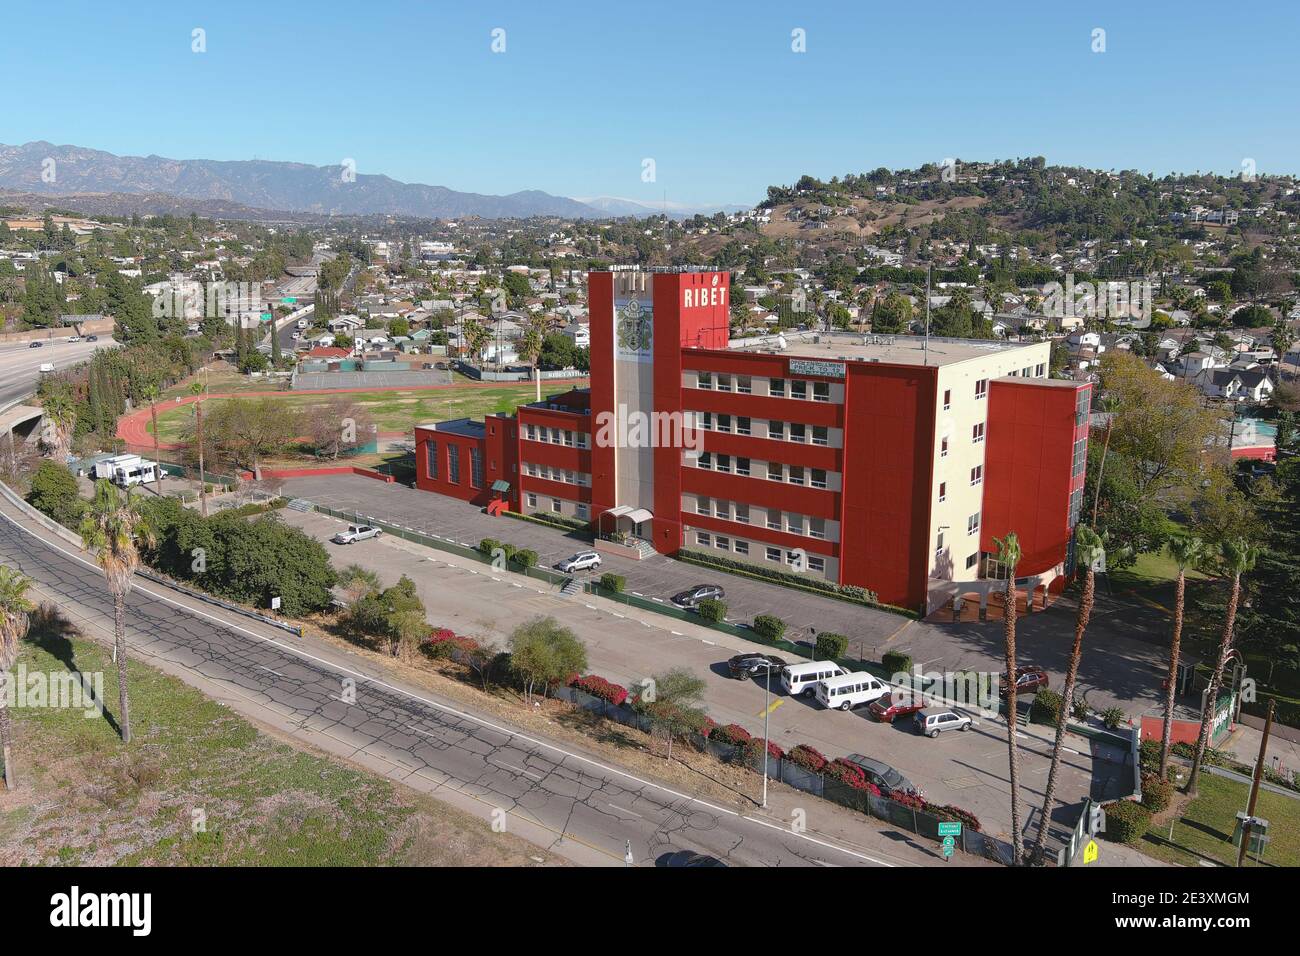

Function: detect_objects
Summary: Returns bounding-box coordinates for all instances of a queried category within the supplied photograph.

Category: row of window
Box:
[694,372,833,403]
[522,423,589,448]
[695,496,828,539]
[522,461,592,487]
[525,493,590,520]
[426,441,483,489]
[694,452,830,489]
[938,422,986,458]
[691,411,831,446]
[693,530,827,573]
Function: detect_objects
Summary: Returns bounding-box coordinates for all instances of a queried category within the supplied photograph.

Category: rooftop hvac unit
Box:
[776,334,788,350]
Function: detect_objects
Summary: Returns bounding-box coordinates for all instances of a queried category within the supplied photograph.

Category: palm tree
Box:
[189,380,208,517]
[1186,537,1258,796]
[0,565,34,790]
[518,314,547,404]
[1160,535,1206,778]
[142,383,162,493]
[1033,526,1104,860]
[994,531,1026,864]
[79,480,153,744]
[41,391,77,462]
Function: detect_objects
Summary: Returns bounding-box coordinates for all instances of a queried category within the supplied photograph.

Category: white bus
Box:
[815,672,893,711]
[780,661,846,698]
[92,454,160,488]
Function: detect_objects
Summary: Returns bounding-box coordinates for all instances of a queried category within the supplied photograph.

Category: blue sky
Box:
[3,0,1297,207]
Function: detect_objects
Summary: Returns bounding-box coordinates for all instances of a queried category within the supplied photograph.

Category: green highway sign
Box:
[281,297,297,304]
[260,312,273,321]
[941,836,955,848]
[938,822,963,837]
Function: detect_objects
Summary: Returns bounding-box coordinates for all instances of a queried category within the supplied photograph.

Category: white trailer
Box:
[92,454,160,488]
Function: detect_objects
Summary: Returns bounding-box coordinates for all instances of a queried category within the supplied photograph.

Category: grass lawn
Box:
[149,381,580,442]
[0,611,553,866]
[1137,772,1300,867]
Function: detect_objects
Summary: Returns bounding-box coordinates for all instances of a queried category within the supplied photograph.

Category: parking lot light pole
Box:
[762,666,771,808]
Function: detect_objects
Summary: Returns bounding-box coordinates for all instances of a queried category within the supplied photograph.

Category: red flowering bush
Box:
[742,737,785,763]
[787,744,828,772]
[710,723,752,746]
[425,630,481,660]
[929,804,982,832]
[699,717,718,738]
[569,674,629,706]
[825,758,882,793]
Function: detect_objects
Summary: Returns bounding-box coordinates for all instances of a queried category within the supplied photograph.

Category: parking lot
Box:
[282,504,1138,848]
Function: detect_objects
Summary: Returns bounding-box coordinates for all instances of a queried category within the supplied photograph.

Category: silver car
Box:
[915,709,972,738]
[556,550,601,573]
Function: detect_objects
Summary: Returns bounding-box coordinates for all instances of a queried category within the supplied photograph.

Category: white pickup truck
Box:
[331,524,382,545]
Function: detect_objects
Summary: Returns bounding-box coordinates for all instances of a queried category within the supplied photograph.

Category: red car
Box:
[1000,668,1049,698]
[869,692,926,723]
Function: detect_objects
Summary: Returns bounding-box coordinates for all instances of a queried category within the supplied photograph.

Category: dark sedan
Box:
[672,584,725,608]
[727,652,787,679]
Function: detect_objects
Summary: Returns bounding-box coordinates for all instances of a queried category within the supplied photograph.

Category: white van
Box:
[781,661,846,698]
[815,672,893,711]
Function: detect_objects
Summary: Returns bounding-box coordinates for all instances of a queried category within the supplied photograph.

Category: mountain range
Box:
[0,142,746,221]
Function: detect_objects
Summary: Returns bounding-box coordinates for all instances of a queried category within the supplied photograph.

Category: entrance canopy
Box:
[601,505,653,525]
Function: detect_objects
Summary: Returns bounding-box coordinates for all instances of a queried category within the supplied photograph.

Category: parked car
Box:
[815,671,892,711]
[66,335,81,343]
[556,550,601,573]
[842,754,919,796]
[656,851,727,867]
[86,334,99,341]
[868,691,927,723]
[915,708,973,738]
[332,524,382,544]
[38,363,55,373]
[999,667,1049,698]
[727,652,787,679]
[671,584,725,608]
[780,660,845,697]
[28,340,43,348]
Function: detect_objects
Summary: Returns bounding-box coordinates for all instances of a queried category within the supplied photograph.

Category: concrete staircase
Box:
[560,577,583,597]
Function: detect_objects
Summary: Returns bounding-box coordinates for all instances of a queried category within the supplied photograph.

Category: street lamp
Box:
[762,663,772,808]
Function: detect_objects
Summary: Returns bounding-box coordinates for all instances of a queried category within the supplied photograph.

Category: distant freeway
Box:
[0,335,118,407]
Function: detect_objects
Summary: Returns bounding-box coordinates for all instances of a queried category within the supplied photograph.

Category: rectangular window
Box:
[736,376,752,394]
[966,553,979,570]
[697,371,713,389]
[939,481,947,502]
[1069,487,1083,526]
[563,431,575,447]
[787,514,804,535]
[789,423,806,443]
[526,493,537,508]
[700,412,713,431]
[717,414,732,433]
[447,445,461,484]
[972,422,985,444]
[936,530,946,554]
[426,440,439,479]
[716,374,732,392]
[698,452,713,470]
[768,420,784,440]
[696,496,711,516]
[767,461,783,481]
[734,503,750,524]
[812,381,830,402]
[788,466,805,486]
[737,416,752,436]
[1036,363,1046,377]
[1076,388,1091,427]
[812,425,828,446]
[696,531,712,547]
[790,380,808,400]
[715,535,730,551]
[941,437,949,458]
[736,457,751,476]
[765,546,782,562]
[975,379,988,399]
[809,517,826,539]
[716,454,731,474]
[470,447,483,488]
[769,378,786,397]
[807,555,825,573]
[766,509,782,531]
[943,389,951,410]
[968,512,980,535]
[551,499,562,513]
[1072,437,1087,477]
[811,468,827,489]
[735,541,749,556]
[576,503,589,520]
[970,464,983,486]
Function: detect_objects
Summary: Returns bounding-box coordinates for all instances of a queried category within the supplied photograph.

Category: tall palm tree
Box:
[79,480,153,744]
[1186,537,1258,797]
[0,565,34,790]
[41,391,77,462]
[1160,535,1206,778]
[142,383,163,493]
[994,531,1026,864]
[189,380,208,517]
[1033,526,1105,860]
[518,314,547,404]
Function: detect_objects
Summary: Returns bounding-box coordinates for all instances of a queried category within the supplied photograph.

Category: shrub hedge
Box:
[1102,800,1151,844]
[752,614,787,641]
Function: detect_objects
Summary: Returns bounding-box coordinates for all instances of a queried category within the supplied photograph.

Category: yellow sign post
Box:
[1082,840,1099,864]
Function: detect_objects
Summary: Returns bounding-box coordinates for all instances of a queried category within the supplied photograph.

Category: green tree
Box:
[0,565,34,790]
[633,667,708,761]
[79,480,154,743]
[508,616,587,702]
[870,292,913,334]
[26,460,84,527]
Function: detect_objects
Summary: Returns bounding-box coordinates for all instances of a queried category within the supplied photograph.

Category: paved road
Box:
[283,505,1129,847]
[0,336,118,407]
[0,496,925,868]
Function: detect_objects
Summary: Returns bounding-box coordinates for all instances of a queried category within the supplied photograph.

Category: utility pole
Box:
[1236,699,1274,867]
[762,665,772,808]
[923,262,932,365]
